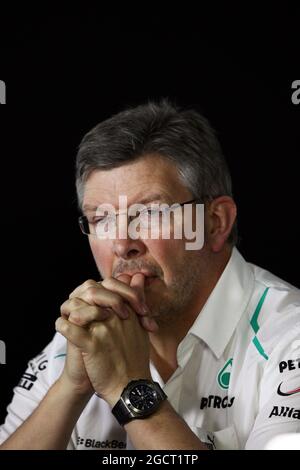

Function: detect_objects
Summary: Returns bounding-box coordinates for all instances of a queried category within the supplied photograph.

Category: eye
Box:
[90,216,110,225]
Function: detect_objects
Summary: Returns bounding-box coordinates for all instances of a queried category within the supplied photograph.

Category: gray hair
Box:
[75,99,238,245]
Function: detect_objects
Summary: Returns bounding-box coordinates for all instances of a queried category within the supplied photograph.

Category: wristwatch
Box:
[112,379,167,426]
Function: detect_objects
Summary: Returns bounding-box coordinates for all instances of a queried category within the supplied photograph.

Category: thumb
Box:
[116,273,132,286]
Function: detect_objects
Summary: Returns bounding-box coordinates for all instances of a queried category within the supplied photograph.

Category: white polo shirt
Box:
[1,248,300,450]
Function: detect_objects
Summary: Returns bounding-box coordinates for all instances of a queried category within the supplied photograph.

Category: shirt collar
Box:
[188,247,255,359]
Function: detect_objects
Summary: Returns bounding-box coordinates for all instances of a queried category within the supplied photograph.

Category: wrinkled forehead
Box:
[82,154,192,211]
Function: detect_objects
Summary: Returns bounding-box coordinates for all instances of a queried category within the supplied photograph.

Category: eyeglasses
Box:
[78,198,198,238]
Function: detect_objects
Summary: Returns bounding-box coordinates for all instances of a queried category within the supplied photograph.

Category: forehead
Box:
[82,154,191,209]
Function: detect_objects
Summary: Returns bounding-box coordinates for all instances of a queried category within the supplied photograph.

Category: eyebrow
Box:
[82,193,170,213]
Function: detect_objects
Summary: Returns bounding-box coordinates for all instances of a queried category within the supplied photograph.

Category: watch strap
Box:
[112,397,134,426]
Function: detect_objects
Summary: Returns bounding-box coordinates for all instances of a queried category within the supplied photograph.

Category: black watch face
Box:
[128,384,158,411]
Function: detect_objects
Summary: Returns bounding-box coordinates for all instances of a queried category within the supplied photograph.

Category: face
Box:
[82,154,213,324]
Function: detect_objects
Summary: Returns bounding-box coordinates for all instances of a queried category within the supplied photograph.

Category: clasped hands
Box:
[55,273,157,407]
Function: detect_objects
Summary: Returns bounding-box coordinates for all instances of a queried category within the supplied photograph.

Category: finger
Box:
[101,276,150,316]
[68,305,112,326]
[139,315,159,333]
[70,285,130,319]
[130,273,151,316]
[69,279,98,299]
[61,297,126,325]
[130,273,146,302]
[116,274,131,285]
[60,297,88,319]
[130,274,159,332]
[55,317,91,351]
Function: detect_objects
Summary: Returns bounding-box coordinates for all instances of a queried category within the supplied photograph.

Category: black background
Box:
[0,6,299,423]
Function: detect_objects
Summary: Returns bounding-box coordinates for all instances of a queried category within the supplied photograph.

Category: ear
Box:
[205,196,237,253]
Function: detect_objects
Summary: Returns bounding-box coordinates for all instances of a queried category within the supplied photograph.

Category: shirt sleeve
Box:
[245,323,300,449]
[0,333,71,447]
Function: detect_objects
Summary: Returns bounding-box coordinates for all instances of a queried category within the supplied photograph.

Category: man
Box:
[0,100,299,450]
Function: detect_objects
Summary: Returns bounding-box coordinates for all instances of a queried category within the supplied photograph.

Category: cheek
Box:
[147,239,187,282]
[89,239,113,277]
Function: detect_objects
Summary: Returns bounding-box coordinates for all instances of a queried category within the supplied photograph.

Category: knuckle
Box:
[69,310,80,321]
[69,312,86,327]
[68,290,78,299]
[101,277,114,288]
[83,279,96,289]
[90,321,106,338]
[85,286,98,303]
[85,306,99,321]
[60,298,82,316]
[60,300,72,316]
[70,297,82,308]
[60,300,68,312]
[59,320,69,334]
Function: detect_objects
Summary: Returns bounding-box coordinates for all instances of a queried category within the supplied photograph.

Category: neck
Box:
[149,246,232,382]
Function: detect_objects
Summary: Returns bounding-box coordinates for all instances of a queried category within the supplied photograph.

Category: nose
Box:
[112,237,146,260]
